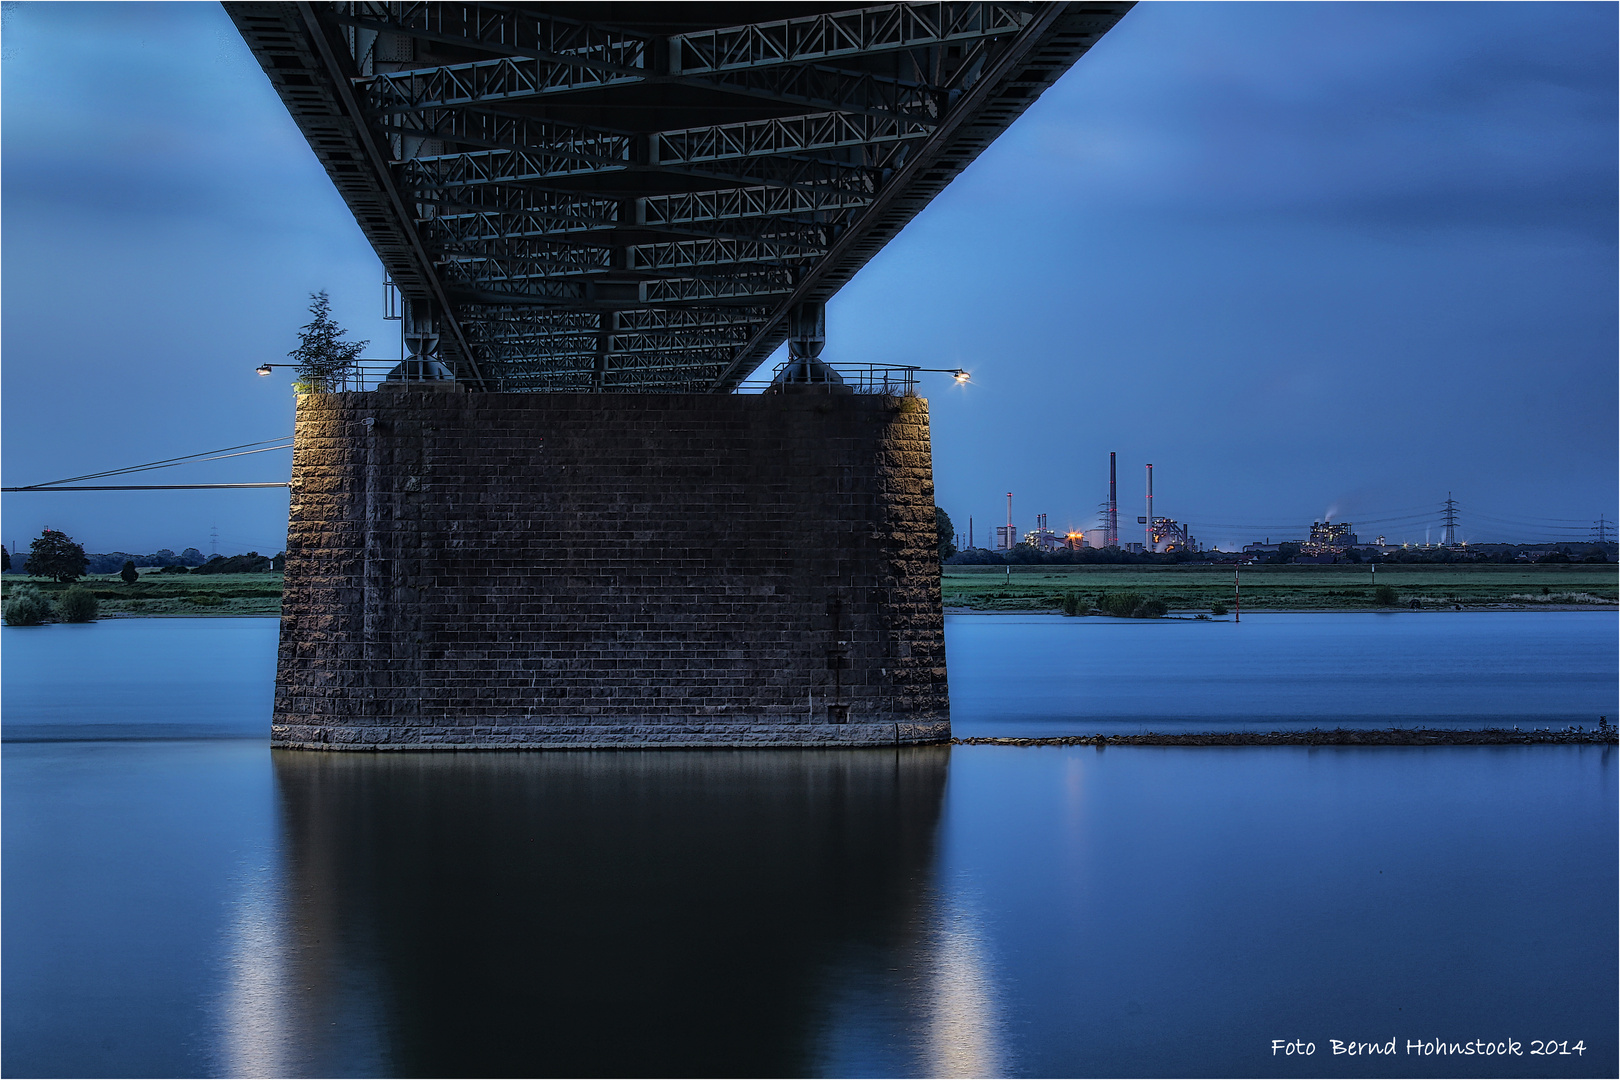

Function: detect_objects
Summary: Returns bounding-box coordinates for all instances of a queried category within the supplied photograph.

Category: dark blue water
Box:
[4,617,1616,1078]
[947,611,1619,735]
[2,619,274,741]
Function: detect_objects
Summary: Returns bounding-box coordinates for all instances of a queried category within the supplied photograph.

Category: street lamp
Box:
[256,363,296,376]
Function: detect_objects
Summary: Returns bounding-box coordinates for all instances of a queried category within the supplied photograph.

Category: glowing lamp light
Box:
[256,364,273,376]
[952,369,970,384]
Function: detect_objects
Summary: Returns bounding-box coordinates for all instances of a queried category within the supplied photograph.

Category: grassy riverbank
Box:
[1,572,282,617]
[943,562,1618,612]
[5,563,1615,620]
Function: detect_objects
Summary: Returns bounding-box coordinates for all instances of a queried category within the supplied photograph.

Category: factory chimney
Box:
[1146,463,1154,552]
[1108,452,1118,548]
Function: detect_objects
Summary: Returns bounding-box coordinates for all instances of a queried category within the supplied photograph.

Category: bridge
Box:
[226,2,1132,749]
[228,2,1130,389]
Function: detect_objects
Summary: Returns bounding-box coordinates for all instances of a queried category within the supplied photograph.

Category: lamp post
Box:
[911,367,970,383]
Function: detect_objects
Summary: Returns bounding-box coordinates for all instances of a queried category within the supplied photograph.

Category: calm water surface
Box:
[4,617,1616,1078]
[948,610,1619,735]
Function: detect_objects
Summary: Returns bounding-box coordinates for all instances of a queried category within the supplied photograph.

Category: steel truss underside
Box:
[226,2,1132,392]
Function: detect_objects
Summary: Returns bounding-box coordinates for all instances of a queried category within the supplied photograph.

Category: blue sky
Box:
[3,2,1615,555]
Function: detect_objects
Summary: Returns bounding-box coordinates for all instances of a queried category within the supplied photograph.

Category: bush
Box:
[190,553,273,575]
[1061,591,1083,616]
[120,560,139,585]
[187,594,226,607]
[1374,584,1398,606]
[1210,601,1228,616]
[3,585,52,626]
[1098,591,1145,617]
[1131,598,1168,618]
[57,586,99,623]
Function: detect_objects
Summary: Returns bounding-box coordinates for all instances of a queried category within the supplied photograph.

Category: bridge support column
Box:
[274,392,949,748]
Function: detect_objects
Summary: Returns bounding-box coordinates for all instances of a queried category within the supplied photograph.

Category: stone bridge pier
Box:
[273,389,949,749]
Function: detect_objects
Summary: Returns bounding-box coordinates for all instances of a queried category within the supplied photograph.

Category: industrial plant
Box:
[952,461,1610,565]
[974,454,1199,557]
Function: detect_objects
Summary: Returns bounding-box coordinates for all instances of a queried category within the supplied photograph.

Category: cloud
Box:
[2,1,318,227]
[1001,1,1617,237]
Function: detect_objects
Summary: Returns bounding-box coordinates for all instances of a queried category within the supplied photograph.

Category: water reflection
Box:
[922,887,1005,1078]
[247,747,958,1077]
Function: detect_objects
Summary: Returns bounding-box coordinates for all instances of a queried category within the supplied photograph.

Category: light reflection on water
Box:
[2,617,1617,1078]
[5,738,1615,1078]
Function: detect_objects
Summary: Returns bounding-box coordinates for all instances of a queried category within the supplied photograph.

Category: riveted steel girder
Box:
[227,1,1133,391]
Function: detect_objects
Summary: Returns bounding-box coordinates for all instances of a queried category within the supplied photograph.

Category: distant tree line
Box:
[939,534,1612,566]
[1372,544,1611,564]
[947,543,1203,566]
[83,548,208,574]
[1,530,284,582]
[189,552,283,574]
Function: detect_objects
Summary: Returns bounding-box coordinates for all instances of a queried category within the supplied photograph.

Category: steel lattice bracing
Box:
[226,2,1133,391]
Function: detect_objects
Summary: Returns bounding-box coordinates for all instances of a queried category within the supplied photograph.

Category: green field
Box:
[1,572,283,618]
[943,562,1619,613]
[4,563,1616,620]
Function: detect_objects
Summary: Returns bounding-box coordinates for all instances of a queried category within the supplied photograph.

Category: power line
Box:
[2,437,294,492]
[1,483,291,491]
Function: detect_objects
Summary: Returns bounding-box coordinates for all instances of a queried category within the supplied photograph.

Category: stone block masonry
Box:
[274,390,949,749]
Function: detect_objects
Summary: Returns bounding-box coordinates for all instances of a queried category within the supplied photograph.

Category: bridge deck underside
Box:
[227,2,1131,391]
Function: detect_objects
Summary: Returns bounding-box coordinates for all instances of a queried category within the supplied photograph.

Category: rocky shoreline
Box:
[955,727,1617,747]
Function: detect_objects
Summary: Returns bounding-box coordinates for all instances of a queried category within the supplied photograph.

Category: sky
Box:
[2,1,1615,556]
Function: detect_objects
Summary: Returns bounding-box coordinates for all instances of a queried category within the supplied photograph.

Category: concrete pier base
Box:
[274,392,949,749]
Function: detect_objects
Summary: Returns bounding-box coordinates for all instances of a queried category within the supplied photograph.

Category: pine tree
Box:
[289,290,368,391]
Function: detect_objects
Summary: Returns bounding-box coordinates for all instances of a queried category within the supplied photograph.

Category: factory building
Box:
[1025,513,1064,552]
[1150,517,1195,553]
[1302,521,1358,555]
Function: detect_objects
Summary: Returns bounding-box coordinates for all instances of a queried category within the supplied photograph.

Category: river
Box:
[3,615,1615,1077]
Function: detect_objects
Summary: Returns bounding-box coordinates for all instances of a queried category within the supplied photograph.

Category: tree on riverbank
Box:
[191,552,276,574]
[289,290,367,391]
[936,507,957,561]
[25,529,87,583]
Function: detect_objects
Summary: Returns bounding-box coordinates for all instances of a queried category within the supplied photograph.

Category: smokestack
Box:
[1146,463,1154,552]
[969,516,973,549]
[1108,452,1117,547]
